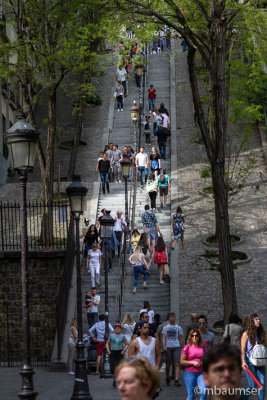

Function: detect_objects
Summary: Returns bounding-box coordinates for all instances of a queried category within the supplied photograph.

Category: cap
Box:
[84,218,91,222]
[114,323,122,328]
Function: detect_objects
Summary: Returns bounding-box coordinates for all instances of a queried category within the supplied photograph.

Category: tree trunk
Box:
[40,89,56,245]
[212,161,238,321]
[187,38,238,323]
[67,102,85,181]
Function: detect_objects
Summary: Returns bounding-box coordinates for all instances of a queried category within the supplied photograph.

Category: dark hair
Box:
[144,204,150,210]
[155,236,165,253]
[140,311,148,320]
[140,146,145,150]
[247,314,266,346]
[91,287,96,291]
[143,301,151,311]
[148,173,154,180]
[197,314,208,322]
[167,312,176,319]
[104,145,109,152]
[162,168,166,174]
[132,229,140,235]
[228,313,241,324]
[150,84,153,87]
[99,314,105,321]
[176,206,183,213]
[114,144,118,148]
[202,343,242,373]
[154,314,161,323]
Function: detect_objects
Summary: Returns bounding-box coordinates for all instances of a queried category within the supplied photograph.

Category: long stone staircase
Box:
[81,48,172,331]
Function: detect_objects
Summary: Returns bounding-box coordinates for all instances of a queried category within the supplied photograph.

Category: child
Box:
[84,290,93,312]
[106,324,128,388]
[87,243,102,287]
[143,115,151,145]
[151,48,157,55]
[130,229,141,252]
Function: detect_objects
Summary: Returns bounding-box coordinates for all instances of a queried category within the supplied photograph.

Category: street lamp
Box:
[120,159,132,226]
[66,178,92,400]
[6,111,39,400]
[99,211,115,378]
[130,100,139,157]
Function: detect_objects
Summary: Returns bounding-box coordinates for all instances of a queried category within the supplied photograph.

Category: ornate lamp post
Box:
[99,212,115,378]
[66,178,92,400]
[130,101,139,156]
[120,159,132,227]
[6,111,39,400]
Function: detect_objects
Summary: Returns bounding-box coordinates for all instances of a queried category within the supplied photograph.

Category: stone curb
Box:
[169,38,180,323]
[258,125,267,164]
[201,237,245,248]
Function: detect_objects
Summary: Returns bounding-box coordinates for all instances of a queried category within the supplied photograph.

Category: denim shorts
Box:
[146,227,158,241]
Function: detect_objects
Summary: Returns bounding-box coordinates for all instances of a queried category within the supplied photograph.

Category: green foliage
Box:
[200,166,212,179]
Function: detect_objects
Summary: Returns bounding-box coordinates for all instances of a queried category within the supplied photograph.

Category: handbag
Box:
[249,344,267,367]
[113,91,117,98]
[224,324,231,344]
[163,263,170,276]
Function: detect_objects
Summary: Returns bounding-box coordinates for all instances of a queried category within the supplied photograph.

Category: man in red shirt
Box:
[148,84,156,113]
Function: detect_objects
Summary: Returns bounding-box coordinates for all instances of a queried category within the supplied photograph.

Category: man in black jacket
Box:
[156,125,169,159]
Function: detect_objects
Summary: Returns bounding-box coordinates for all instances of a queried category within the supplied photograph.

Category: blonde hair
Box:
[115,357,160,398]
[70,317,77,327]
[125,315,135,324]
[131,245,143,262]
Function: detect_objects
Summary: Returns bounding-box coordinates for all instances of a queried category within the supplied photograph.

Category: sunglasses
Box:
[198,322,207,326]
[192,334,199,337]
[211,364,239,374]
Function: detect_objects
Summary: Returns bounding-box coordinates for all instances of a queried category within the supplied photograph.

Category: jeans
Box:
[133,265,148,288]
[245,358,266,400]
[113,162,122,181]
[153,122,158,136]
[148,98,155,111]
[135,74,141,87]
[87,312,98,329]
[117,95,123,110]
[148,191,157,209]
[183,371,207,400]
[114,231,122,256]
[110,350,123,374]
[122,80,127,96]
[158,140,166,157]
[100,172,109,194]
[138,166,148,185]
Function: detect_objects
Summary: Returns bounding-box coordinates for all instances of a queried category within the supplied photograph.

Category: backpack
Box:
[159,174,165,184]
[249,344,267,366]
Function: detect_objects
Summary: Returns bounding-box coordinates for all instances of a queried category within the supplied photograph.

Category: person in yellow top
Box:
[131,229,141,251]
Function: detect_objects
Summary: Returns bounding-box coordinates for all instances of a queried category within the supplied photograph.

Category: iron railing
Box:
[0,200,70,251]
[55,214,75,361]
[0,302,54,367]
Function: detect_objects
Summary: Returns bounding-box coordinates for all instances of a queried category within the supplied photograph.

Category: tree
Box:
[115,0,265,321]
[0,0,105,243]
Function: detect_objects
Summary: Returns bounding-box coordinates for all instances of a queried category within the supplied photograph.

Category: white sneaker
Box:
[118,109,120,112]
[121,108,123,112]
[118,180,122,182]
[149,110,152,113]
[69,371,75,375]
[160,280,165,285]
[159,363,166,373]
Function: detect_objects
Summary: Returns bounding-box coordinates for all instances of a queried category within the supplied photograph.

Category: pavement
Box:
[173,40,267,329]
[1,366,262,400]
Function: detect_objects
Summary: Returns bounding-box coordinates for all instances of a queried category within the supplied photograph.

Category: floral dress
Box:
[154,246,168,264]
[173,213,184,239]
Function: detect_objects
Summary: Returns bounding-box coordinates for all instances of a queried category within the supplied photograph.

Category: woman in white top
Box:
[67,317,77,374]
[223,313,243,348]
[87,243,102,287]
[129,245,149,294]
[116,80,124,112]
[140,301,155,324]
[121,315,136,343]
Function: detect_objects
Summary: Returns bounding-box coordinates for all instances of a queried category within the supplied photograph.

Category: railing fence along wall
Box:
[0,200,70,251]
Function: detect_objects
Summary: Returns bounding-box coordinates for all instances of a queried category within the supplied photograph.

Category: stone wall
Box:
[0,251,65,364]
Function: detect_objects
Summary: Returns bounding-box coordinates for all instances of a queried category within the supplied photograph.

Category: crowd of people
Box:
[68,311,266,400]
[67,32,266,400]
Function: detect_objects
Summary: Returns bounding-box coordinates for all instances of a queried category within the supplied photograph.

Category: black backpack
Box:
[159,174,165,184]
